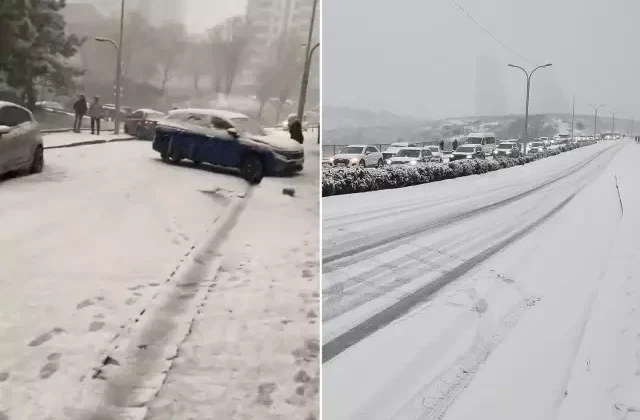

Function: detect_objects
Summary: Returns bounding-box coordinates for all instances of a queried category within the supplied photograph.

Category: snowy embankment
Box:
[323,140,640,420]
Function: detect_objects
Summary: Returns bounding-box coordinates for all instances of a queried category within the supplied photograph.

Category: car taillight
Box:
[144,120,154,126]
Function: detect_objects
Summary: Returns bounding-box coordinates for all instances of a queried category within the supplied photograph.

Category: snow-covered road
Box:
[323,140,640,420]
[0,140,319,419]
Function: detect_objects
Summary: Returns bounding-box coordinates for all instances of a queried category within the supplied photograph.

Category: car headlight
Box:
[386,159,391,165]
[350,157,359,163]
[410,160,417,165]
[329,157,334,163]
[466,154,473,158]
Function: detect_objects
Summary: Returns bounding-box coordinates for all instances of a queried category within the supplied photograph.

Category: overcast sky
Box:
[183,0,247,33]
[323,0,640,120]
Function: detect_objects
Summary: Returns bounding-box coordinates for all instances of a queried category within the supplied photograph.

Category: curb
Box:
[41,128,117,134]
[60,186,253,420]
[44,136,135,150]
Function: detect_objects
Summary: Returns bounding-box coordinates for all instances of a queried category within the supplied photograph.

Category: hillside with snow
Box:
[323,110,632,146]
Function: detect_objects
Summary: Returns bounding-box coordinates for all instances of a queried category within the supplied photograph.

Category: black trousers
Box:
[74,113,84,131]
[91,117,100,134]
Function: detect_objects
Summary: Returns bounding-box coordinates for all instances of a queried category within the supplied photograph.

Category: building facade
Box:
[241,0,319,95]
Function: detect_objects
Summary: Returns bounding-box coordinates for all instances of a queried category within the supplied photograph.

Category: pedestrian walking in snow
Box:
[452,138,459,151]
[289,118,304,144]
[73,95,87,132]
[88,96,103,135]
[439,139,445,151]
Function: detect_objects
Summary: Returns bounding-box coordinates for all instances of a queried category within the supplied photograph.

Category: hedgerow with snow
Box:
[322,141,596,196]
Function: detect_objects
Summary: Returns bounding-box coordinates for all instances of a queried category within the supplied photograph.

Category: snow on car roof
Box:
[400,147,422,151]
[168,108,248,120]
[345,144,368,148]
[136,108,164,114]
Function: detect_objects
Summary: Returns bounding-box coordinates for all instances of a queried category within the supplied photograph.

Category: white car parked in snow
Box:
[329,145,383,168]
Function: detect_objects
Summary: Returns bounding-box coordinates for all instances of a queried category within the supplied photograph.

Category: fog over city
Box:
[323,0,640,120]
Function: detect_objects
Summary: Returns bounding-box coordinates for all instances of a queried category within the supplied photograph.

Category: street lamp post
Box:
[608,110,617,135]
[95,0,125,134]
[588,104,606,139]
[297,0,318,128]
[508,63,552,155]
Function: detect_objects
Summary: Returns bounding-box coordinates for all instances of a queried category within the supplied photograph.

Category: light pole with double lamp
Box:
[94,0,125,134]
[588,104,606,139]
[297,0,319,127]
[508,63,552,154]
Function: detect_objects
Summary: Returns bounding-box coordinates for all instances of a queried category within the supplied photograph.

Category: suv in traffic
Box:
[329,145,383,168]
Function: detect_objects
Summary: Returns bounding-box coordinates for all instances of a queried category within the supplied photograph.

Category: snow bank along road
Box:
[323,140,640,420]
[0,139,319,420]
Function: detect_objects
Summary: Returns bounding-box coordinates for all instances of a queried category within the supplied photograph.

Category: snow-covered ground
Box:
[0,138,319,419]
[323,140,640,420]
[42,131,133,149]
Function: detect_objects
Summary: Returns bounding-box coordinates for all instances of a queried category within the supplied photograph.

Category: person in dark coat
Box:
[289,119,304,144]
[73,95,87,132]
[452,138,459,151]
[439,139,445,151]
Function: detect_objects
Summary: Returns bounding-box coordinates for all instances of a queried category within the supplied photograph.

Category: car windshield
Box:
[395,149,421,158]
[231,117,267,136]
[390,143,408,148]
[456,146,475,153]
[428,146,440,152]
[531,142,544,147]
[466,137,483,144]
[339,146,365,154]
[498,144,514,149]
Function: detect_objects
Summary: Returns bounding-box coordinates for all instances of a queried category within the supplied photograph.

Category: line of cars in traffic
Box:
[325,132,570,168]
[1,100,305,184]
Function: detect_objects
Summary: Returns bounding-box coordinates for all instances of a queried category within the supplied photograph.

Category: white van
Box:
[465,132,497,156]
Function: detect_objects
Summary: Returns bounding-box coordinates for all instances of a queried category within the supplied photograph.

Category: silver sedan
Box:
[0,101,44,177]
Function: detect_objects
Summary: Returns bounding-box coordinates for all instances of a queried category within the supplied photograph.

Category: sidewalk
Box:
[42,131,135,149]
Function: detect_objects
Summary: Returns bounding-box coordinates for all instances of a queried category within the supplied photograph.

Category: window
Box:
[365,146,378,153]
[466,137,482,145]
[131,111,144,119]
[211,117,233,130]
[0,106,30,127]
[422,149,432,157]
[486,137,496,144]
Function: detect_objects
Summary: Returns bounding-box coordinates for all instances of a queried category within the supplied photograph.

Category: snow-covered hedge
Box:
[322,141,596,196]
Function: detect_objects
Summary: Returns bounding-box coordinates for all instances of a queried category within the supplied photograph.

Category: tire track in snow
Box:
[323,184,587,363]
[323,145,619,270]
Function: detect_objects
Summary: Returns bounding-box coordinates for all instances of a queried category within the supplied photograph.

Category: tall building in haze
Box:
[475,55,507,116]
[242,0,319,91]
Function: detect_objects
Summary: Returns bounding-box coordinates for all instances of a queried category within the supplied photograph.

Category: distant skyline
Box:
[323,0,640,121]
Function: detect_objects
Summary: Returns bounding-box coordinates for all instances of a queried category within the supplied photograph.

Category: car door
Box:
[11,106,35,166]
[364,146,376,166]
[475,146,484,159]
[0,106,25,171]
[211,117,244,167]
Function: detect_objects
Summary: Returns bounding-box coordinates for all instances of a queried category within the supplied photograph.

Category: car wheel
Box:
[167,149,182,164]
[241,154,264,184]
[30,146,44,174]
[136,127,142,139]
[359,160,366,168]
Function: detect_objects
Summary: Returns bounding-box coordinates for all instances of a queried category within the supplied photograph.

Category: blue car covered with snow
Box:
[152,109,304,184]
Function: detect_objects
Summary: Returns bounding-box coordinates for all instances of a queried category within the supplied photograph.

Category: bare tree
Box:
[255,65,276,118]
[270,32,304,122]
[208,16,252,96]
[183,36,211,94]
[155,22,187,93]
